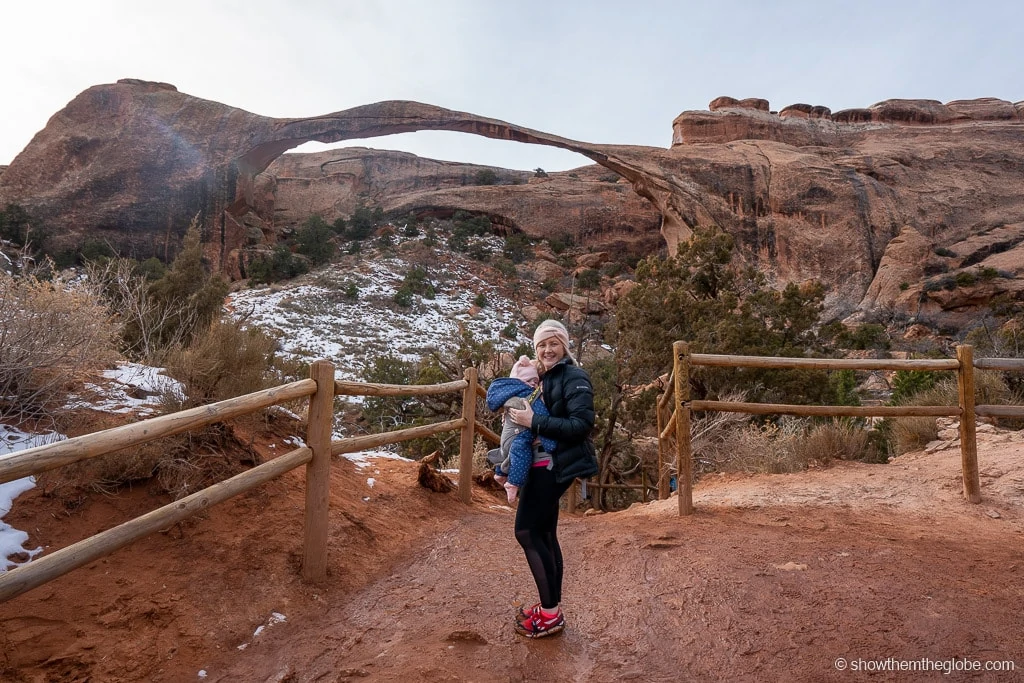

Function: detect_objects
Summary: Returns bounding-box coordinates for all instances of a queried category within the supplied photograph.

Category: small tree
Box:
[296,215,336,265]
[346,205,383,241]
[92,220,229,362]
[473,168,498,185]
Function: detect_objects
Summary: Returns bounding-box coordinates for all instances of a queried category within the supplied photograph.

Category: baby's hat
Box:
[510,355,539,384]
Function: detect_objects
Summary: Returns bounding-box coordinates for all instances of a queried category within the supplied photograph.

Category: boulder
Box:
[576,251,609,269]
[545,292,607,315]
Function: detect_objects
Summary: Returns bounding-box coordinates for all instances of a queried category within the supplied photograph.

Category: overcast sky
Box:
[2,0,1022,171]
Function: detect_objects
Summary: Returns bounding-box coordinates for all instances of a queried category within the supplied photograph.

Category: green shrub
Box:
[549,233,573,254]
[473,292,488,308]
[891,369,938,404]
[601,262,624,277]
[422,227,438,247]
[493,257,518,279]
[247,245,308,284]
[454,214,491,237]
[473,169,498,185]
[503,233,532,264]
[954,271,977,287]
[842,323,890,351]
[467,242,491,262]
[91,222,230,362]
[829,369,860,406]
[933,246,957,258]
[135,257,167,281]
[576,268,601,290]
[401,266,436,298]
[393,286,413,308]
[501,322,519,339]
[899,281,910,291]
[448,232,469,253]
[346,205,384,241]
[295,215,336,265]
[80,239,116,263]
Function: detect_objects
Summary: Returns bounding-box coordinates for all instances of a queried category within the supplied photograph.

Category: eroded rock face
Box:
[2,81,1024,323]
[261,148,661,260]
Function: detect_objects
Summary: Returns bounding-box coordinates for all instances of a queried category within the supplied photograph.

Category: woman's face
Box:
[535,337,566,370]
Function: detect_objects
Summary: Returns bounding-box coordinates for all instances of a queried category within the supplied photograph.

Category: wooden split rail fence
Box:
[657,341,1024,516]
[0,361,500,604]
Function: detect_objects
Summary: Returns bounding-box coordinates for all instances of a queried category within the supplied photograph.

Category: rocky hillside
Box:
[2,80,1023,323]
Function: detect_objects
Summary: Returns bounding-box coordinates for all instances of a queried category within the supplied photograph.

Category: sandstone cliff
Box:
[258,148,661,253]
[2,79,1023,321]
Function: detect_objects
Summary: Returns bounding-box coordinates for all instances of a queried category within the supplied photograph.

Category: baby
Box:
[485,355,557,504]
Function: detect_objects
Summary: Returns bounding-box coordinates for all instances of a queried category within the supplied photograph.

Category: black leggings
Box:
[514,466,573,610]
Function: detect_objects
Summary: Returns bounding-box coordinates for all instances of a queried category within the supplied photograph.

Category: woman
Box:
[507,318,597,638]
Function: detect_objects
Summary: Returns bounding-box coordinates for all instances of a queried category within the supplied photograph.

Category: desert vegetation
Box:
[4,194,1023,513]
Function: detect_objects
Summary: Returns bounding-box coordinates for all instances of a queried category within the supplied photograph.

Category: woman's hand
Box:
[508,403,534,428]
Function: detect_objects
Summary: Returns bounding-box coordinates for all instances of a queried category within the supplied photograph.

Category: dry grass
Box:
[889,370,1019,454]
[0,271,118,422]
[793,419,869,463]
[41,319,284,502]
[699,418,872,475]
[163,319,282,407]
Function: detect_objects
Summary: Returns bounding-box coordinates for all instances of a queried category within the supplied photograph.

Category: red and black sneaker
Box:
[514,608,565,638]
[517,602,541,623]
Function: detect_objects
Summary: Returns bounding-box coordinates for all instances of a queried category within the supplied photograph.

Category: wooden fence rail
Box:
[655,342,1022,516]
[0,361,492,603]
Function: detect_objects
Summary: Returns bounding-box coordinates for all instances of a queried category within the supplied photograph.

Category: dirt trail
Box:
[2,431,1023,682]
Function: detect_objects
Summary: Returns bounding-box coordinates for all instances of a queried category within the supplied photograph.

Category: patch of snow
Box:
[366,477,375,488]
[1,425,63,571]
[65,362,184,416]
[227,239,528,383]
[341,450,414,469]
[244,611,288,646]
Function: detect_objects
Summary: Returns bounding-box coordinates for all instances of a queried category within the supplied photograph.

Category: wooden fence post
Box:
[673,341,694,515]
[956,345,982,504]
[302,360,335,582]
[459,367,478,504]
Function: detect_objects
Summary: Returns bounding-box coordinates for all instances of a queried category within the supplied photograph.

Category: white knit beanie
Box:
[533,319,575,364]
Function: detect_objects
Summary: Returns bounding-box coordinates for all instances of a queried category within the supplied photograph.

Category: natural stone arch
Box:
[227,100,698,261]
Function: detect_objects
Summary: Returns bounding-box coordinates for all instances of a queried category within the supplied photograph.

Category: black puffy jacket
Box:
[531,358,598,483]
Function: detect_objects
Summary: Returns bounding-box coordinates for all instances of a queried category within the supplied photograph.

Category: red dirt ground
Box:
[2,426,1023,682]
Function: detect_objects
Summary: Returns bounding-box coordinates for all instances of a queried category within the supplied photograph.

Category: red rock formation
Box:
[2,81,1024,322]
[261,148,661,257]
